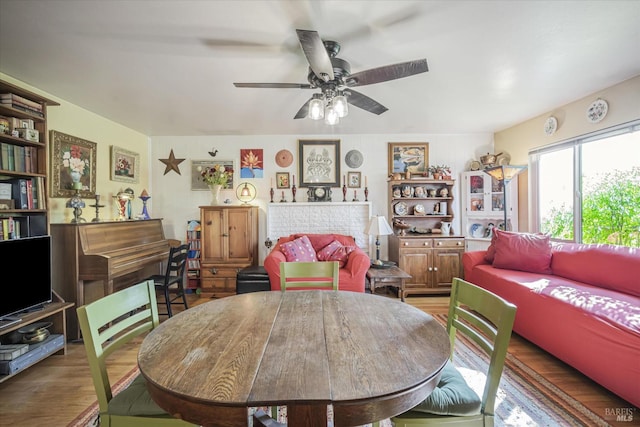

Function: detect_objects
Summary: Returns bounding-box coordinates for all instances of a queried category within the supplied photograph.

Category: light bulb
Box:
[333,94,348,118]
[240,183,251,197]
[308,97,324,120]
[325,104,339,125]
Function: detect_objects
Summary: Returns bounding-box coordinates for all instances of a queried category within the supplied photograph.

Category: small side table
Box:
[367,266,412,302]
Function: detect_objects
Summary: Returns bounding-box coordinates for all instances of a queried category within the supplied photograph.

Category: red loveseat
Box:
[264,233,369,292]
[463,233,640,407]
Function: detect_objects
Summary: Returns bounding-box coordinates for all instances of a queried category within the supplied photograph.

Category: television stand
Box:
[0,317,21,330]
[0,291,74,384]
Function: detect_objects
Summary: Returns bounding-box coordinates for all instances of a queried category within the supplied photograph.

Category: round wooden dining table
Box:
[138,290,450,427]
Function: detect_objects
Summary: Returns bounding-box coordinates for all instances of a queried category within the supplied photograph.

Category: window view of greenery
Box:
[538,127,639,248]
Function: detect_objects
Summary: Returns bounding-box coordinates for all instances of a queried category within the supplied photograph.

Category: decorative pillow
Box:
[317,240,344,261]
[412,361,481,416]
[293,233,337,252]
[280,235,318,262]
[484,232,498,263]
[327,245,357,268]
[492,229,552,274]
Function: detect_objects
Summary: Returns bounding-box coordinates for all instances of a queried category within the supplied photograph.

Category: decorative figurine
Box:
[270,186,275,203]
[280,191,287,203]
[116,190,131,220]
[364,187,369,202]
[139,189,151,219]
[291,182,297,202]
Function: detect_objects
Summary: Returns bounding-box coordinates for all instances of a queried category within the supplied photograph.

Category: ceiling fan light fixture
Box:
[325,103,339,125]
[309,95,325,120]
[333,93,348,118]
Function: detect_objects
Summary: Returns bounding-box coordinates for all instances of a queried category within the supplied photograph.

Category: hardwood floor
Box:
[0,292,636,426]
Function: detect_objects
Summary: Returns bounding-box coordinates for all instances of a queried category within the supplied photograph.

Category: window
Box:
[530,120,640,247]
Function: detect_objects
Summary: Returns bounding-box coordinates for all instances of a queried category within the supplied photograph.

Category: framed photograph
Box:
[388,142,429,175]
[347,171,361,188]
[110,146,140,183]
[191,160,235,190]
[276,172,290,189]
[298,139,340,187]
[50,130,97,198]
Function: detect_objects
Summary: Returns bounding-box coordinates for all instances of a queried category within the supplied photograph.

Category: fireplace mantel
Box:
[267,202,371,252]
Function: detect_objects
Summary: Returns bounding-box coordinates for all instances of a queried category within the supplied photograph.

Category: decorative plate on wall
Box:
[275,149,293,167]
[345,149,364,168]
[544,116,558,135]
[586,99,608,123]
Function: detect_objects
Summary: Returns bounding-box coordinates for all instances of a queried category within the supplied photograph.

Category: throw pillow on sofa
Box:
[492,229,552,274]
[280,235,318,262]
[317,239,357,267]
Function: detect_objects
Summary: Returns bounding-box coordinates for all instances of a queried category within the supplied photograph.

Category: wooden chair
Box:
[76,280,194,427]
[380,277,517,427]
[146,243,190,317]
[279,261,339,291]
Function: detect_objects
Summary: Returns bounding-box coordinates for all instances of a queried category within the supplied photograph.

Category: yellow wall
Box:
[0,73,150,224]
[494,74,640,231]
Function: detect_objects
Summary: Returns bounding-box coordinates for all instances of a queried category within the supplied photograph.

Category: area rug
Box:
[68,315,610,427]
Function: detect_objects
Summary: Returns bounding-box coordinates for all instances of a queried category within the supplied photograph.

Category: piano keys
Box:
[51,219,179,340]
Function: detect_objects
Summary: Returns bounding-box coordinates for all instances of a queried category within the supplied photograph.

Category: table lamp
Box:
[483,164,527,231]
[365,215,394,262]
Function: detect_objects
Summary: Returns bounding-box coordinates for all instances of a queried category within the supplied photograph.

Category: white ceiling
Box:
[1,0,639,137]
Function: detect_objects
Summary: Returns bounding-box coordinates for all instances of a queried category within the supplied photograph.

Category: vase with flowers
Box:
[200,164,233,204]
[62,145,88,190]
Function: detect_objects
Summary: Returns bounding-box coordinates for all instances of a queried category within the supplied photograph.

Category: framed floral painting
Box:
[50,130,97,198]
[110,146,140,183]
[191,160,235,190]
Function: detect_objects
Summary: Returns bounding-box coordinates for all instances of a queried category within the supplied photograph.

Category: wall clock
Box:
[544,116,557,135]
[307,186,332,202]
[586,99,608,123]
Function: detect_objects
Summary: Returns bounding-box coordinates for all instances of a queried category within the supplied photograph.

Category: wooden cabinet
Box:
[389,236,464,296]
[460,171,518,251]
[199,206,258,298]
[0,79,58,238]
[387,177,463,296]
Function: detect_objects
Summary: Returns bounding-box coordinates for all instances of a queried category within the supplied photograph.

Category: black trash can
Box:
[236,265,271,294]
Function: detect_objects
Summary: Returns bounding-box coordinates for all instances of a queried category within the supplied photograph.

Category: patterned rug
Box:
[68,314,609,427]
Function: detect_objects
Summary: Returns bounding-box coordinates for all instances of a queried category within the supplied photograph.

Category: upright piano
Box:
[51,219,179,340]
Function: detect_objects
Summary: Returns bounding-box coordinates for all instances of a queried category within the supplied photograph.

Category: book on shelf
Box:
[0,93,43,111]
[0,102,44,118]
[0,143,38,173]
[7,178,29,209]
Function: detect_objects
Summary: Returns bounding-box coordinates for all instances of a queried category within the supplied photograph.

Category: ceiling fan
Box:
[233,29,428,124]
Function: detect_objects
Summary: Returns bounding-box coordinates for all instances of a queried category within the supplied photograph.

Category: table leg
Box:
[400,280,406,302]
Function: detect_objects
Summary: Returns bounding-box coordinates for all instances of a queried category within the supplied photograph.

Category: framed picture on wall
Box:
[276,172,290,189]
[110,146,140,183]
[388,142,429,175]
[347,171,361,188]
[191,160,235,190]
[50,130,97,198]
[298,139,340,187]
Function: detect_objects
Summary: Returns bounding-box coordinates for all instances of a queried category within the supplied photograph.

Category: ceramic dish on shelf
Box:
[414,204,425,215]
[394,202,408,215]
[370,260,397,269]
[470,223,484,238]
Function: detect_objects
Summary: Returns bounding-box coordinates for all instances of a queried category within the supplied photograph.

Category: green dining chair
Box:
[279,261,339,291]
[379,277,517,427]
[76,280,195,427]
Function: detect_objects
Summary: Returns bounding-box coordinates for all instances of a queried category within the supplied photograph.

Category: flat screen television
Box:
[0,235,52,328]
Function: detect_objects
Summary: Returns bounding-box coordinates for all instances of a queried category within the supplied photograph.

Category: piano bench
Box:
[236,266,271,294]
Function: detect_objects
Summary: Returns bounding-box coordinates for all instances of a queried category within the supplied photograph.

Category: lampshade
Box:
[365,215,394,236]
[333,93,349,118]
[236,182,256,204]
[324,102,339,125]
[308,95,324,120]
[483,164,527,182]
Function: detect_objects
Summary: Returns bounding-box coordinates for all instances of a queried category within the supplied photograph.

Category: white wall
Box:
[150,133,493,262]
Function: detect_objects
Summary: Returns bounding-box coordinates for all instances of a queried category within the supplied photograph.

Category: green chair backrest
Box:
[279,261,339,291]
[446,277,517,418]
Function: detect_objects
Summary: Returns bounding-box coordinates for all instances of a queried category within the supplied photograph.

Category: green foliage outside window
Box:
[542,167,640,247]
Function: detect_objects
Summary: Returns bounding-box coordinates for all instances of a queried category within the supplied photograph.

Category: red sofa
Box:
[264,233,369,292]
[463,239,640,407]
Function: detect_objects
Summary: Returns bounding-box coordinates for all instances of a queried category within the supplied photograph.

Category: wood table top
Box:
[366,265,413,280]
[138,291,450,427]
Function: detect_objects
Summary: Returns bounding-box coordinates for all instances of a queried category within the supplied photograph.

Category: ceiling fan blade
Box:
[294,98,312,119]
[346,90,388,115]
[234,83,313,89]
[346,59,428,87]
[296,29,334,82]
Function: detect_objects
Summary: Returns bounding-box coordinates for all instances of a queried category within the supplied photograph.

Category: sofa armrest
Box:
[264,248,286,291]
[343,248,370,279]
[462,250,488,278]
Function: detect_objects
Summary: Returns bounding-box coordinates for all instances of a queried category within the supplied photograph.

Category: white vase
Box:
[209,184,222,205]
[70,170,82,190]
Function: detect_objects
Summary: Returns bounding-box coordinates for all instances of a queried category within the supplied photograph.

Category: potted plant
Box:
[428,164,451,180]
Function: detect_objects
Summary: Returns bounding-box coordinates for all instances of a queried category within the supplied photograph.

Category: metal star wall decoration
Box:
[159,149,185,175]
